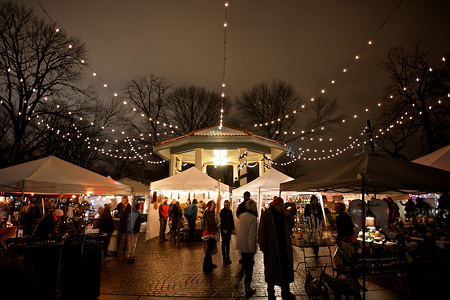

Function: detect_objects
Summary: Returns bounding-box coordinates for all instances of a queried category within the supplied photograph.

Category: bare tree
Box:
[235,80,344,143]
[375,42,450,156]
[122,74,173,145]
[235,79,302,141]
[163,85,232,135]
[0,1,94,165]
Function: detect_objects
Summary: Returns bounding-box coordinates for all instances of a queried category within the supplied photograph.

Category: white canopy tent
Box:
[232,168,294,216]
[412,144,450,172]
[150,166,229,202]
[148,167,229,241]
[117,178,150,197]
[0,156,132,196]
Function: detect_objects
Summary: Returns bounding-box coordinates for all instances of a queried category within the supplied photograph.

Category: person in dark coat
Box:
[220,200,235,264]
[114,197,131,255]
[304,195,323,257]
[400,198,416,219]
[22,200,41,235]
[33,209,64,235]
[236,191,255,219]
[171,201,182,244]
[258,197,295,300]
[94,205,115,260]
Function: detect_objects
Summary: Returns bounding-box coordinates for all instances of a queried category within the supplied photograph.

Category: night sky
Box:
[25,0,450,172]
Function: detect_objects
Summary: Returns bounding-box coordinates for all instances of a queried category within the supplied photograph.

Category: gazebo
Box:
[153,125,288,186]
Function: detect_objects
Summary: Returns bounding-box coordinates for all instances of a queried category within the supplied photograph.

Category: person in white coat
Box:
[235,199,257,294]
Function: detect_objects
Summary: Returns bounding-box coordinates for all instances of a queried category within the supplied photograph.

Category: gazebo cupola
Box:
[153,125,288,186]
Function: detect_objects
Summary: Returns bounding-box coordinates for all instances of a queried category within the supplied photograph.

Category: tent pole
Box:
[14,180,25,259]
[361,179,366,300]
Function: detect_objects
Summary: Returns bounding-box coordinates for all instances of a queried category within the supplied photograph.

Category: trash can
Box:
[60,233,106,300]
[23,235,65,299]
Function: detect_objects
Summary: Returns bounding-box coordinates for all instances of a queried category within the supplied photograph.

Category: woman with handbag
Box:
[171,201,182,245]
[202,200,218,272]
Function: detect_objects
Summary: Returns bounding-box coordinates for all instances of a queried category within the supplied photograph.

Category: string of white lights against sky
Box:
[13,0,448,165]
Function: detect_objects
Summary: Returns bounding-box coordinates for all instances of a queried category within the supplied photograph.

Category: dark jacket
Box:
[236,199,257,219]
[336,212,355,243]
[33,212,57,235]
[95,213,114,235]
[118,204,131,232]
[305,203,322,220]
[220,207,235,231]
[171,204,182,228]
[284,202,297,216]
[258,206,294,286]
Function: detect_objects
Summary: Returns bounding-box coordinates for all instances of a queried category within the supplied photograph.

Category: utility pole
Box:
[366,119,374,153]
[65,117,74,161]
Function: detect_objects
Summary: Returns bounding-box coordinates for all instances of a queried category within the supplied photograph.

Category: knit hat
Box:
[271,197,284,206]
[205,200,215,211]
[224,200,230,204]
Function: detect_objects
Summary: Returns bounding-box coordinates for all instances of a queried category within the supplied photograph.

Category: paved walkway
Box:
[100,233,404,299]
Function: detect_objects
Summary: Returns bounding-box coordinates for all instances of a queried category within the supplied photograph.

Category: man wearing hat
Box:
[258,197,295,300]
[220,200,235,264]
[33,209,64,235]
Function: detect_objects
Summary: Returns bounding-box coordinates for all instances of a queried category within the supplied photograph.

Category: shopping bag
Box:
[108,231,118,252]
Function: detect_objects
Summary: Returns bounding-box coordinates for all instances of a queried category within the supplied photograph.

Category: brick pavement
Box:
[100,233,394,298]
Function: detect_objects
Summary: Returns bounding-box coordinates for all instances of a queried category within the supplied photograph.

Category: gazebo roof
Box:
[153,125,288,165]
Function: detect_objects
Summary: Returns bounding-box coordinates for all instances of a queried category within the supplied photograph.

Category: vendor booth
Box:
[232,168,294,217]
[148,167,229,241]
[0,156,132,235]
[280,152,450,298]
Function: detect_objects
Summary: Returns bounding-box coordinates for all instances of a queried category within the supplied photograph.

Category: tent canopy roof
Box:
[412,144,450,172]
[280,153,450,194]
[117,178,150,196]
[233,168,293,195]
[0,156,132,195]
[150,167,229,192]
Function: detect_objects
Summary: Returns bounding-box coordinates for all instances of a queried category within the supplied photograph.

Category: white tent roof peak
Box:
[150,167,229,192]
[233,168,294,195]
[412,144,450,172]
[0,156,131,195]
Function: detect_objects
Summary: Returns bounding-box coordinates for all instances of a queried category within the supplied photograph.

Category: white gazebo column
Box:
[233,164,239,182]
[176,157,182,174]
[195,148,203,171]
[265,154,272,169]
[239,148,248,186]
[169,154,176,176]
[259,157,265,176]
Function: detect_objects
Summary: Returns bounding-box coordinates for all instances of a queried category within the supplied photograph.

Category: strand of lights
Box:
[219,2,229,129]
[297,101,434,161]
[252,0,405,128]
[31,2,179,131]
[274,55,449,143]
[237,151,248,160]
[238,161,259,171]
